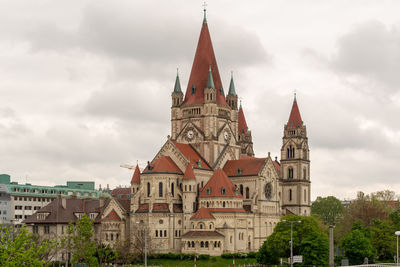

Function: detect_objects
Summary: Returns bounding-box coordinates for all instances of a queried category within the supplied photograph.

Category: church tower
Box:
[169,9,241,165]
[280,94,311,216]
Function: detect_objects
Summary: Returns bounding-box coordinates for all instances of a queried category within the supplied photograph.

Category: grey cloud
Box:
[332,20,400,94]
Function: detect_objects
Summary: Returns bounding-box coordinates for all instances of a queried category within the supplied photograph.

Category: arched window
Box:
[240,184,243,195]
[171,182,175,197]
[246,187,250,199]
[188,241,191,248]
[105,233,108,241]
[110,233,114,241]
[287,145,295,159]
[164,230,167,237]
[303,168,307,180]
[289,189,292,201]
[200,241,204,248]
[209,223,212,229]
[159,182,163,197]
[200,224,203,229]
[147,182,151,197]
[223,201,226,208]
[221,187,226,195]
[192,241,195,248]
[205,241,209,248]
[304,189,307,202]
[288,167,294,179]
[155,230,158,237]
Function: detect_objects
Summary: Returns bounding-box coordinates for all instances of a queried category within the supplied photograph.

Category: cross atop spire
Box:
[203,2,207,24]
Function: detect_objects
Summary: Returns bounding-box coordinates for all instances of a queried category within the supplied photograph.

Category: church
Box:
[101,10,311,255]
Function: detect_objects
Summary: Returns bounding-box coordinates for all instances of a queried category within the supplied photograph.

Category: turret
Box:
[226,72,238,110]
[204,66,217,104]
[280,94,311,216]
[172,70,184,107]
[182,164,197,214]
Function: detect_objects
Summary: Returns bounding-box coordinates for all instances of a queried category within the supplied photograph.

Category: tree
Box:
[311,196,344,225]
[341,228,375,265]
[63,214,98,266]
[257,215,329,266]
[369,219,396,261]
[0,225,50,266]
[372,190,396,203]
[95,243,117,266]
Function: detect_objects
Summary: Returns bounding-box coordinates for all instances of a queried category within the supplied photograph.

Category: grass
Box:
[147,256,258,267]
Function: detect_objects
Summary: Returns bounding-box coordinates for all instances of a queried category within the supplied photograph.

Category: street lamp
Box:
[136,221,156,267]
[395,231,400,265]
[282,219,301,267]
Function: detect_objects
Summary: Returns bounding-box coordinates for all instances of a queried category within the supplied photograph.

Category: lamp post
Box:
[395,231,400,265]
[282,219,301,267]
[136,221,156,267]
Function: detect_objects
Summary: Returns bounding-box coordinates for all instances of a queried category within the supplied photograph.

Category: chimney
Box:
[99,196,105,208]
[61,195,67,209]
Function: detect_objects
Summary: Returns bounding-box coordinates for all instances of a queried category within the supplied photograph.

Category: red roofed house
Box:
[119,9,310,256]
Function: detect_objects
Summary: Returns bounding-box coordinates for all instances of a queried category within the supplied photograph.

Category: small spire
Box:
[173,68,182,93]
[294,89,297,102]
[228,71,237,96]
[202,2,207,24]
[206,65,215,89]
[239,99,242,109]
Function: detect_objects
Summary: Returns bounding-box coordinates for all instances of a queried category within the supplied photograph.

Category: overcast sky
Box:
[1,0,399,200]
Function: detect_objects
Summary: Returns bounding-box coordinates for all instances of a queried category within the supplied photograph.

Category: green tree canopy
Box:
[63,214,98,267]
[257,215,329,266]
[341,226,375,265]
[311,196,344,225]
[0,226,50,266]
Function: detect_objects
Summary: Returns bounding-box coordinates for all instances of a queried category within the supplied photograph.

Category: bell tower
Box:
[280,94,311,216]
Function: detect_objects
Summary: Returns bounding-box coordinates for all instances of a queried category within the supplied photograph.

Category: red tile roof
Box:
[153,203,169,213]
[136,203,149,213]
[143,156,182,174]
[199,169,242,198]
[182,231,224,237]
[182,18,228,107]
[103,209,121,221]
[223,157,266,177]
[131,164,141,183]
[273,160,281,175]
[191,208,215,219]
[287,98,303,129]
[238,105,249,134]
[173,142,211,170]
[183,164,196,179]
[111,188,130,198]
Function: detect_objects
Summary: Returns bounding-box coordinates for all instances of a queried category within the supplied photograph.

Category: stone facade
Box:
[98,12,312,255]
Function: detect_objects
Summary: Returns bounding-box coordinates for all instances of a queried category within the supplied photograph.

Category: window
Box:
[304,189,307,202]
[200,241,204,248]
[287,145,295,159]
[155,230,158,237]
[230,236,232,243]
[159,182,163,197]
[188,241,191,248]
[44,225,50,234]
[289,189,292,201]
[62,225,64,234]
[246,187,250,199]
[89,213,97,220]
[240,184,243,195]
[303,168,307,180]
[223,201,226,208]
[33,225,38,234]
[160,230,163,237]
[205,241,209,248]
[111,234,114,241]
[191,85,196,94]
[105,233,108,241]
[24,206,32,210]
[192,241,195,248]
[206,188,211,195]
[288,167,294,179]
[164,230,167,237]
[147,183,151,197]
[171,182,174,197]
[221,187,226,195]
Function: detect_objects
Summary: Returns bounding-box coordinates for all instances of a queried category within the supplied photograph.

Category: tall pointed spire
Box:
[287,94,303,129]
[206,65,215,89]
[203,2,207,24]
[182,9,228,107]
[131,164,141,184]
[173,68,182,93]
[228,71,237,96]
[238,104,248,134]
